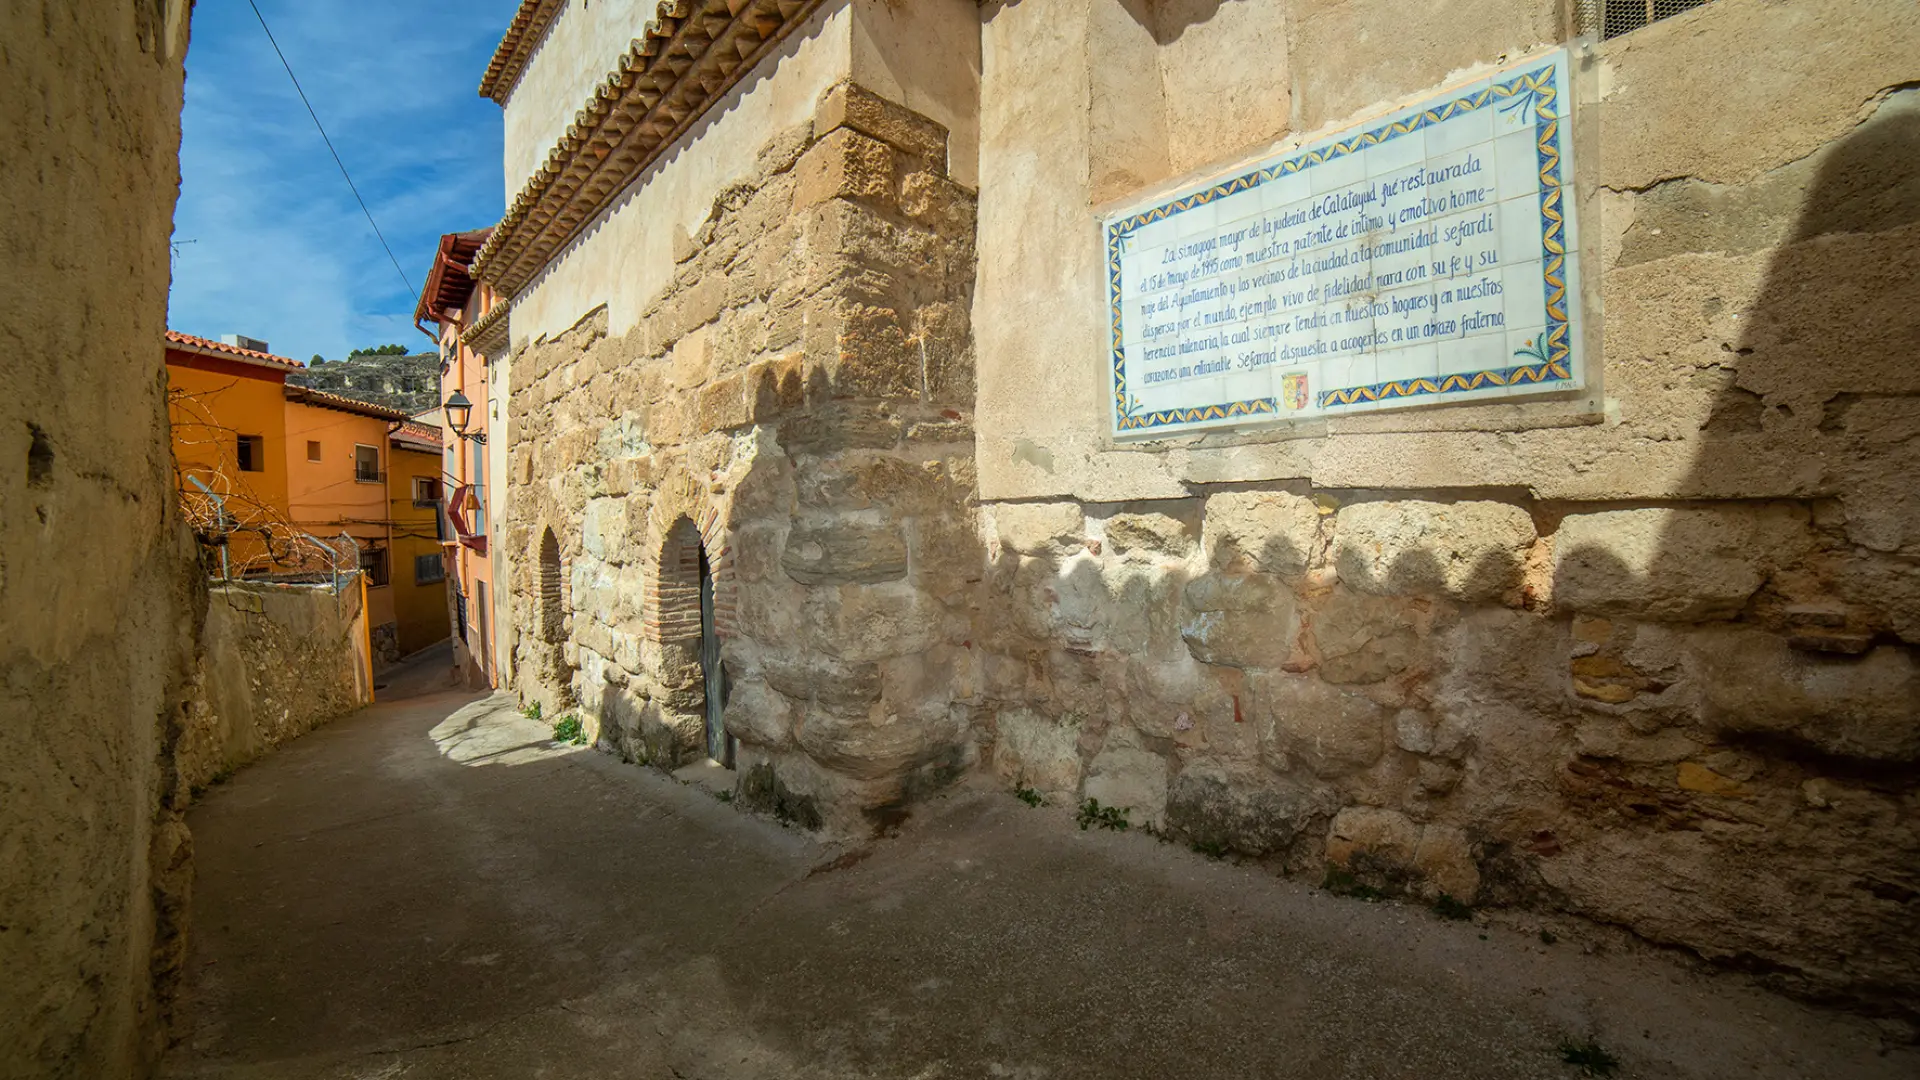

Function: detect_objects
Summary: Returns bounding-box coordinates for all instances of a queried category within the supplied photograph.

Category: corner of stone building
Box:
[502,72,984,838]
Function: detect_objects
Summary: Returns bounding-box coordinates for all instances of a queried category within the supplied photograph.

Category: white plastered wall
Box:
[502,0,655,196]
[508,2,854,343]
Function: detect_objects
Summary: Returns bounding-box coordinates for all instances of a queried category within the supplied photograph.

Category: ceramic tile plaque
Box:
[1106,49,1583,436]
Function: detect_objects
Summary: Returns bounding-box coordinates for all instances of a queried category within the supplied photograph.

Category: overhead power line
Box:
[246,0,417,299]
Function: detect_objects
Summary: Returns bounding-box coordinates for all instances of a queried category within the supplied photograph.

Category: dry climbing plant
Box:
[168,383,358,580]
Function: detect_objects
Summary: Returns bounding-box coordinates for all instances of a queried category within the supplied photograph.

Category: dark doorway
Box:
[698,544,731,767]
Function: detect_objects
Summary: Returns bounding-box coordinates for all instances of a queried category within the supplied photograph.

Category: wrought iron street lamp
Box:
[444,390,484,443]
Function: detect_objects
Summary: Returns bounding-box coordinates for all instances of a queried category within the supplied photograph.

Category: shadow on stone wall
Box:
[1543,90,1920,1011]
[978,96,1920,1013]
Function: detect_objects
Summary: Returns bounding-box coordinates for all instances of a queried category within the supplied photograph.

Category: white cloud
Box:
[169,0,519,360]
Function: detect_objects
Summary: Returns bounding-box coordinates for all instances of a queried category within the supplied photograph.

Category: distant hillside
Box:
[289,351,439,414]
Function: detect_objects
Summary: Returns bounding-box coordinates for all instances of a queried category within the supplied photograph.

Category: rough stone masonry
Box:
[482,0,1919,1023]
[508,81,981,835]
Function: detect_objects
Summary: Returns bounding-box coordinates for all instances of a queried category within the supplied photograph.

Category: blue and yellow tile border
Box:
[1107,54,1575,433]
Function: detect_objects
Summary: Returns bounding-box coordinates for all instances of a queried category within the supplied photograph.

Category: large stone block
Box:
[695,355,803,436]
[815,80,950,166]
[991,708,1084,797]
[760,654,883,716]
[782,520,909,585]
[1180,573,1298,669]
[994,501,1085,556]
[1553,506,1811,621]
[1205,490,1320,577]
[791,127,898,210]
[1324,806,1419,871]
[1411,825,1481,902]
[819,303,922,401]
[1164,765,1334,858]
[913,299,974,408]
[722,677,794,750]
[1082,734,1170,828]
[1022,550,1112,652]
[794,705,961,782]
[1258,674,1388,778]
[778,405,903,454]
[1103,510,1198,560]
[733,578,807,644]
[1308,589,1423,685]
[1333,499,1534,603]
[807,582,947,664]
[580,498,627,564]
[1685,628,1919,762]
[795,453,963,515]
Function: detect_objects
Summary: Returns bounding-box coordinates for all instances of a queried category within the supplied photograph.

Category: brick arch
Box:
[639,470,735,648]
[529,518,575,704]
[536,524,565,644]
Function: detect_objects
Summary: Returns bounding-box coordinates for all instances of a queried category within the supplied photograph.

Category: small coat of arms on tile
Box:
[1282,372,1309,411]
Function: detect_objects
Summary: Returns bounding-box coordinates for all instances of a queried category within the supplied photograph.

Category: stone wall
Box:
[506,81,980,834]
[971,0,1920,1016]
[176,582,373,797]
[0,1,200,1075]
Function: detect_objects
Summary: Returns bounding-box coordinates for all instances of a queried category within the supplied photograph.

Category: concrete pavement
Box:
[163,652,1915,1079]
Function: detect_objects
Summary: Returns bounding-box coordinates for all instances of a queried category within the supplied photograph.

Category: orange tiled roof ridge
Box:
[165,330,304,370]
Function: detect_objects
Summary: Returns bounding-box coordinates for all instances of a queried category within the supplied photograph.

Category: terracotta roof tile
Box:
[283,384,414,421]
[165,330,304,370]
[473,0,826,295]
[391,421,445,450]
[478,0,566,105]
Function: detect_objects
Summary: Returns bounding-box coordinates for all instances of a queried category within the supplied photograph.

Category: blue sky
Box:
[169,0,521,362]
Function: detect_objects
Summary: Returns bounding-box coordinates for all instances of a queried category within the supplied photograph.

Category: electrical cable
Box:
[245,0,417,299]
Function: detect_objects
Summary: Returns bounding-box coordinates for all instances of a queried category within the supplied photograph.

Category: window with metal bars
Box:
[1576,0,1713,40]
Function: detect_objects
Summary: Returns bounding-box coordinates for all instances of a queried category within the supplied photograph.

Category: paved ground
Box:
[164,650,1915,1079]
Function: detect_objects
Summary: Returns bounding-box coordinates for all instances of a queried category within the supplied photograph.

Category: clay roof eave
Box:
[472,0,828,297]
[283,384,414,422]
[478,0,567,105]
[165,330,304,372]
[413,229,492,334]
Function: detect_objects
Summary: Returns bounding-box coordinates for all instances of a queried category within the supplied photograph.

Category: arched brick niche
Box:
[639,473,735,649]
[536,525,565,644]
[654,517,706,647]
[529,521,575,705]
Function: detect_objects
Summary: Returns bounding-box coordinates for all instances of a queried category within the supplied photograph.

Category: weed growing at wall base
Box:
[1558,1039,1620,1077]
[522,701,542,721]
[1013,782,1046,808]
[1076,799,1131,831]
[551,714,585,746]
[1190,838,1230,860]
[1321,867,1387,901]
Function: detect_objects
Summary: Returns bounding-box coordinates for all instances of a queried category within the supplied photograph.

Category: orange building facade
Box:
[417,229,505,689]
[164,332,300,575]
[388,422,451,658]
[282,385,413,663]
[164,331,450,667]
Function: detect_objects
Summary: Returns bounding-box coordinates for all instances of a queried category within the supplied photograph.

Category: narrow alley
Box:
[160,650,1912,1080]
[10,5,1920,1076]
